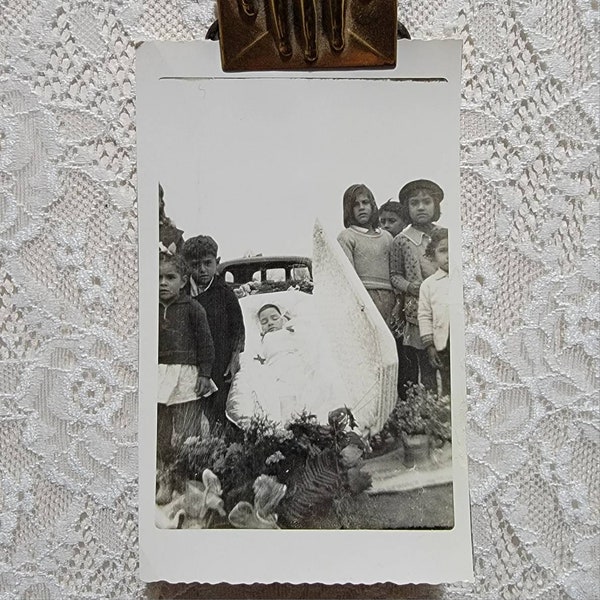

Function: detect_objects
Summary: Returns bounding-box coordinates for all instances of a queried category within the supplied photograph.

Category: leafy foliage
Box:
[280,448,344,527]
[373,384,452,451]
[172,410,371,527]
[428,394,452,444]
[234,279,314,297]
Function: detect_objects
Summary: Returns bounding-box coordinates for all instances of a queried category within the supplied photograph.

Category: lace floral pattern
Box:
[0,0,598,597]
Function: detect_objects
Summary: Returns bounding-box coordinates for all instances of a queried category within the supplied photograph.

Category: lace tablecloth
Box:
[1,0,598,598]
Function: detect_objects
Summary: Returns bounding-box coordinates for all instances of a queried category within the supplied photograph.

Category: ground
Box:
[352,484,454,529]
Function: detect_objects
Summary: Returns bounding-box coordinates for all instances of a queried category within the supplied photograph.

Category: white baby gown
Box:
[227,316,344,427]
[255,327,314,423]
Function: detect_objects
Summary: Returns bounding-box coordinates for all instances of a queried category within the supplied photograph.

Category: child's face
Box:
[434,238,449,272]
[352,193,373,227]
[408,190,435,225]
[188,254,219,286]
[259,307,284,334]
[159,262,186,303]
[379,211,404,237]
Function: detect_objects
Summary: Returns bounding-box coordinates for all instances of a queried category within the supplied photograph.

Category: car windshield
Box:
[220,257,312,286]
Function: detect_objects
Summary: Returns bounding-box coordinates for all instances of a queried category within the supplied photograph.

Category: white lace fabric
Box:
[0,0,598,598]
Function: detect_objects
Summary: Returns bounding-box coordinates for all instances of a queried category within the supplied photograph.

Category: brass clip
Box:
[213,0,403,71]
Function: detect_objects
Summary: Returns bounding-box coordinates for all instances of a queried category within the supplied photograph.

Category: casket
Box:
[226,221,398,436]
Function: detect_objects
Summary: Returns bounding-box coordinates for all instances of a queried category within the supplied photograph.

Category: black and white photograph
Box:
[2,0,595,596]
[137,40,472,584]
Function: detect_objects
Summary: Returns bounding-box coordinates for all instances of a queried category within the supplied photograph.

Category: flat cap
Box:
[398,179,444,204]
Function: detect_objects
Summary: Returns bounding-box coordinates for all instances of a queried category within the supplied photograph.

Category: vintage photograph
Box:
[155,179,453,530]
[138,40,472,584]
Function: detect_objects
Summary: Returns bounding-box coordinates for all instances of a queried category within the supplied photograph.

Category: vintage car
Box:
[217,255,313,293]
[217,255,312,285]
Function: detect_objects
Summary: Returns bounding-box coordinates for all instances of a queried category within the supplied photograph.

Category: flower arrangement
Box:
[396,384,434,435]
[159,409,372,529]
[234,279,314,297]
[373,384,452,450]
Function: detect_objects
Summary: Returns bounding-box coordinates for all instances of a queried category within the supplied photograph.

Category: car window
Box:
[291,266,311,281]
[223,271,234,283]
[265,268,286,281]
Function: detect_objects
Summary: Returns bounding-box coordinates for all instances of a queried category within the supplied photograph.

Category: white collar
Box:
[401,225,432,245]
[190,275,214,296]
[350,225,382,234]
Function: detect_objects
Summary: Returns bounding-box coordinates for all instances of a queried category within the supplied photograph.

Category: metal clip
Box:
[210,0,409,71]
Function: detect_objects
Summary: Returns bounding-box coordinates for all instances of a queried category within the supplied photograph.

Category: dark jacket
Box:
[190,276,245,385]
[158,295,214,377]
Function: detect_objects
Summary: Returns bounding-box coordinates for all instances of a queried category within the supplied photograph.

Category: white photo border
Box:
[137,39,473,585]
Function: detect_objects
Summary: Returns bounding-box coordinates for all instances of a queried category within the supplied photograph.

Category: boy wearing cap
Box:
[182,235,245,429]
[390,179,444,395]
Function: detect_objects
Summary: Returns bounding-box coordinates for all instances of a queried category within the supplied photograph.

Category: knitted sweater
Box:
[158,295,215,377]
[190,276,245,386]
[337,226,393,291]
[389,224,439,324]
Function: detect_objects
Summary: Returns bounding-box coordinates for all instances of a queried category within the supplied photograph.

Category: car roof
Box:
[218,256,312,269]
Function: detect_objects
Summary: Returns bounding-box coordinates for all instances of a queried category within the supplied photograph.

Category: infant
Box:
[257,304,298,358]
[253,304,313,422]
[227,300,345,427]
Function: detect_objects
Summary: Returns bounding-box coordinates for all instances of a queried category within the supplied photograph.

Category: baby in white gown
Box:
[254,304,314,423]
[226,294,349,428]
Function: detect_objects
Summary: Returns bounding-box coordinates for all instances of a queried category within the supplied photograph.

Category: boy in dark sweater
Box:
[182,235,245,430]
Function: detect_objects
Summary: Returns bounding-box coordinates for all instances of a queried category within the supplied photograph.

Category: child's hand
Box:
[224,350,241,379]
[426,346,443,369]
[196,376,213,397]
[408,282,421,297]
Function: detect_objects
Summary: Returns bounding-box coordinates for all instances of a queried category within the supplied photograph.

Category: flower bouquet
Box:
[159,408,373,529]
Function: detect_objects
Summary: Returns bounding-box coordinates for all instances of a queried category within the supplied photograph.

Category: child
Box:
[337,184,395,324]
[257,304,305,370]
[378,199,409,394]
[157,250,215,501]
[254,303,314,423]
[258,303,288,336]
[390,179,444,394]
[378,199,406,238]
[182,235,245,430]
[418,228,450,397]
[226,300,349,427]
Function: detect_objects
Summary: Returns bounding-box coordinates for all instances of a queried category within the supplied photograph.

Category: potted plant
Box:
[369,385,452,467]
[395,384,435,467]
